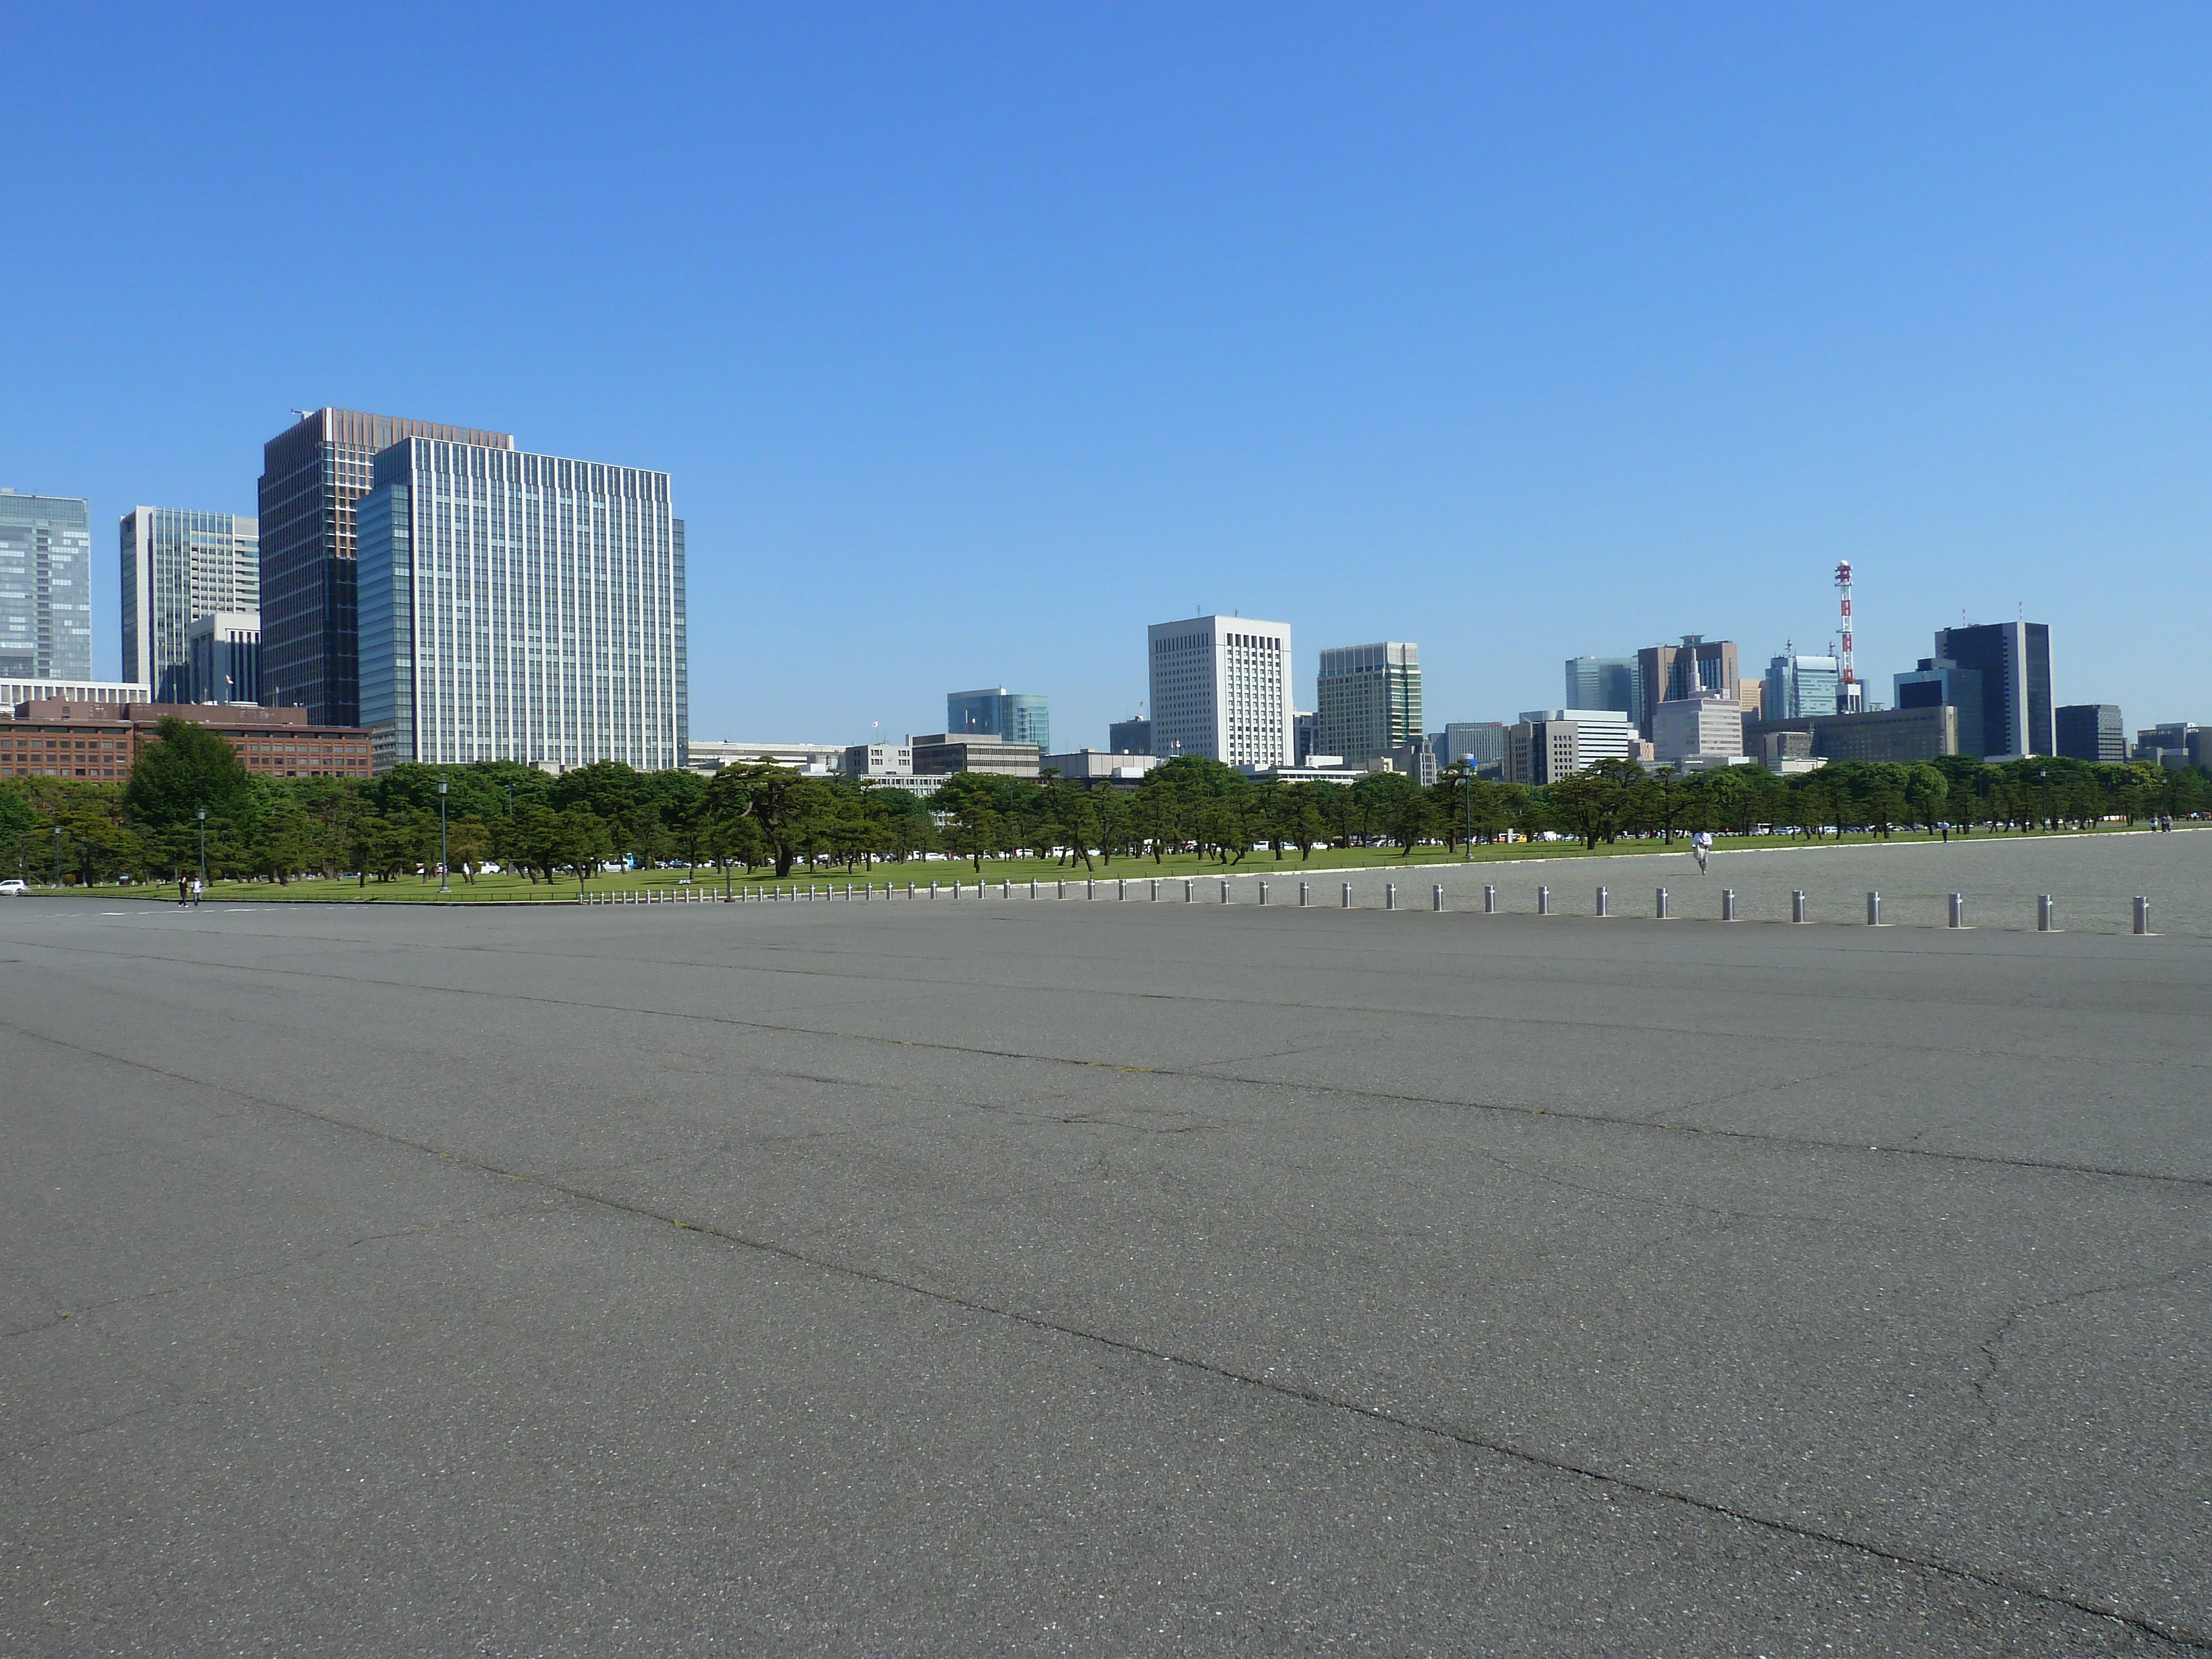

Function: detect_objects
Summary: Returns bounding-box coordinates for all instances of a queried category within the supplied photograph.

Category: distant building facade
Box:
[1146,615,1293,769]
[1,677,148,708]
[2134,721,2205,768]
[2,700,369,781]
[121,507,259,702]
[1431,721,1506,774]
[1634,636,1737,739]
[686,740,842,775]
[2055,704,2126,764]
[1292,709,1316,764]
[1108,717,1152,755]
[1745,705,1959,764]
[357,437,686,774]
[948,687,1050,752]
[1564,656,1636,720]
[0,491,92,681]
[1504,717,1583,785]
[1045,749,1161,782]
[909,733,1041,776]
[187,613,261,705]
[1765,653,1839,721]
[1910,622,2052,758]
[1314,641,1421,764]
[260,409,514,724]
[1652,693,1745,763]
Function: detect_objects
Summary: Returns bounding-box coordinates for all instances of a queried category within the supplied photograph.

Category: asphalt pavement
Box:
[3,894,2207,1655]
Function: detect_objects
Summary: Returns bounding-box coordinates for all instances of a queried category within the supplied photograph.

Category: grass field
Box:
[26,822,2158,902]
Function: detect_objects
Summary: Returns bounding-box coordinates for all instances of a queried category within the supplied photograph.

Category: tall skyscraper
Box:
[0,491,92,680]
[1315,641,1422,764]
[1912,622,2052,758]
[2056,704,2126,763]
[1563,656,1635,718]
[1764,653,1840,721]
[121,507,259,702]
[260,409,513,723]
[1634,636,1738,738]
[947,687,1050,752]
[357,436,687,773]
[1146,615,1293,769]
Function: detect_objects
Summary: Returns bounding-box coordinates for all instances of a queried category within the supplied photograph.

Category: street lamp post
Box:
[196,807,207,886]
[1462,755,1476,857]
[438,778,451,894]
[54,825,64,888]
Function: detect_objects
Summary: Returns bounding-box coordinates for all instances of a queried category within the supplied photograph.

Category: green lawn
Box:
[39,822,2156,904]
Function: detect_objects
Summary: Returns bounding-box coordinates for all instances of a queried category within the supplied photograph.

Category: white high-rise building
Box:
[121,507,259,703]
[357,439,687,773]
[1519,708,1639,767]
[1146,614,1293,769]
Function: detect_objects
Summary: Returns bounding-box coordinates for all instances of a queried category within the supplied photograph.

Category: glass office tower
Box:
[1764,653,1841,721]
[1563,656,1636,719]
[259,409,512,722]
[122,508,259,702]
[947,687,1050,752]
[357,437,687,773]
[0,491,92,680]
[1316,641,1422,764]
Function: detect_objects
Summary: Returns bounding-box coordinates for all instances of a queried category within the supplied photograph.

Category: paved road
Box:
[3,898,2207,1655]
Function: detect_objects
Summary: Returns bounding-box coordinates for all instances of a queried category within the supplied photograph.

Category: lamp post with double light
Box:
[196,807,207,886]
[438,778,451,895]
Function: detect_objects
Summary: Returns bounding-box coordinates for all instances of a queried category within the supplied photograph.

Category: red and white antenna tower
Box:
[1833,561,1856,688]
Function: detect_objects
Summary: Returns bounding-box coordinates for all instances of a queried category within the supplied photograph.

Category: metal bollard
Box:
[1432,884,1443,912]
[1220,879,1229,904]
[2038,894,2054,932]
[1792,890,1807,924]
[1484,884,1496,914]
[1088,879,1095,900]
[1867,891,1880,926]
[1948,893,1963,928]
[1030,878,1037,899]
[1656,886,1668,920]
[2134,896,2151,935]
[1118,879,1126,900]
[844,884,852,900]
[1385,883,1396,910]
[1058,878,1066,899]
[1338,881,1350,908]
[1185,880,1194,902]
[1299,881,1310,906]
[929,880,936,899]
[1721,888,1735,921]
[1597,885,1609,917]
[1537,885,1551,915]
[1150,879,1159,901]
[1259,881,1268,905]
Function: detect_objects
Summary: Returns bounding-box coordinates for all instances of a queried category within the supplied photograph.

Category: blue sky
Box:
[7,4,2209,743]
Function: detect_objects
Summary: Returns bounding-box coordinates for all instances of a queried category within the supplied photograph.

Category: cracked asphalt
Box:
[2,895,2208,1656]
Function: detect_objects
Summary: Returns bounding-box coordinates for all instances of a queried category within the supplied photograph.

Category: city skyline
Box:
[9,9,2211,749]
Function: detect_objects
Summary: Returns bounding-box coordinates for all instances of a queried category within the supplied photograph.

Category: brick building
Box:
[1,701,371,781]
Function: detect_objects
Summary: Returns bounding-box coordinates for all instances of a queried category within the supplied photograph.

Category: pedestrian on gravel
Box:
[1691,829,1712,874]
[177,875,189,907]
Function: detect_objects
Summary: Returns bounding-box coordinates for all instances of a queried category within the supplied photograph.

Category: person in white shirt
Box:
[1691,829,1713,874]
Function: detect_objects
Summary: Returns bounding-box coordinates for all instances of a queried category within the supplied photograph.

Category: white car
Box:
[0,879,28,897]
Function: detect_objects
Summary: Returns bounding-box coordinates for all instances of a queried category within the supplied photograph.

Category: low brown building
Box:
[1,701,373,782]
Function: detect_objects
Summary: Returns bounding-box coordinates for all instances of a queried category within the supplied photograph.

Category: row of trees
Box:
[3,721,2206,889]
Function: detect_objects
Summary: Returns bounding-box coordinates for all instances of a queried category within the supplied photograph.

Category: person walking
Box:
[1691,828,1713,874]
[190,876,204,907]
[177,875,189,907]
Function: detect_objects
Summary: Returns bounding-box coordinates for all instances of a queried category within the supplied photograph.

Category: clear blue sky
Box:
[7,4,2209,743]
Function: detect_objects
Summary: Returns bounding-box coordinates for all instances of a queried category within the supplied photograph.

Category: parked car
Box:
[0,879,28,896]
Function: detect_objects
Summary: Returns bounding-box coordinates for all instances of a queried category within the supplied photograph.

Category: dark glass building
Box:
[1902,622,2052,758]
[258,409,512,724]
[2056,703,2126,763]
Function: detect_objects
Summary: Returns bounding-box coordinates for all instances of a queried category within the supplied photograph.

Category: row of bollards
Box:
[582,878,2159,933]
